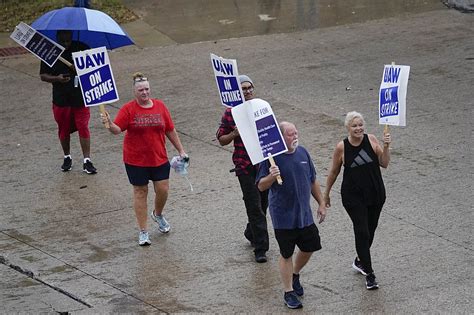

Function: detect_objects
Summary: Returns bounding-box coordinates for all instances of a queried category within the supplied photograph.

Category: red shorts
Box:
[52,104,90,140]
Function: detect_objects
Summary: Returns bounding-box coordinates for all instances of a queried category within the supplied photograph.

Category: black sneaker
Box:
[61,156,72,172]
[366,273,379,290]
[83,159,97,174]
[292,273,304,296]
[255,251,267,263]
[284,291,303,309]
[352,257,368,276]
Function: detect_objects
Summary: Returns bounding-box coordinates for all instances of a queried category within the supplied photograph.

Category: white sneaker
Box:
[151,212,171,233]
[138,231,151,246]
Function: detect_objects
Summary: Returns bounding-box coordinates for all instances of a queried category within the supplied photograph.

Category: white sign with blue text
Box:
[210,53,244,107]
[72,46,119,107]
[379,64,410,126]
[10,22,64,67]
[232,98,287,165]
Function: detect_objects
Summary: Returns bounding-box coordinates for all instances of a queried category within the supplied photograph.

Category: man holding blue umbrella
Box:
[33,4,134,173]
[40,30,97,174]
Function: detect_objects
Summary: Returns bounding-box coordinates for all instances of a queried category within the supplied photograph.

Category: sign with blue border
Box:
[72,46,119,107]
[210,53,244,107]
[379,64,410,126]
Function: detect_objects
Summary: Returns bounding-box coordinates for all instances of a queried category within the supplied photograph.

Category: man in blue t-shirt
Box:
[256,121,326,309]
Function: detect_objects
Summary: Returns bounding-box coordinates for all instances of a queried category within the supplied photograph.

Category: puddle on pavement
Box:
[123,0,445,44]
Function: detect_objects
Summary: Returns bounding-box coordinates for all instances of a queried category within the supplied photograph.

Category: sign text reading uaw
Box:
[72,46,119,107]
[379,64,410,126]
[210,53,244,107]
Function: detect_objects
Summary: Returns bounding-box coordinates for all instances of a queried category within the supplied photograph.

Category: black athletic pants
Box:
[345,203,383,274]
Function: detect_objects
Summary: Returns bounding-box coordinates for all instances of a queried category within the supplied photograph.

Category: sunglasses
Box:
[134,77,148,82]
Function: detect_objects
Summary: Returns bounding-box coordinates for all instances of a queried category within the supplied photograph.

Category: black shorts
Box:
[125,162,170,186]
[274,223,322,259]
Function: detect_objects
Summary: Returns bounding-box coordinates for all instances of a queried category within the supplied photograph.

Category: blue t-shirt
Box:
[256,146,316,229]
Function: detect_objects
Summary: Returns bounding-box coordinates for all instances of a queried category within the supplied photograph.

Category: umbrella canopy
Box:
[31,6,134,50]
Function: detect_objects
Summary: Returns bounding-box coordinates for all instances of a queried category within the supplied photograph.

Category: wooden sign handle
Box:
[58,56,75,71]
[99,105,110,129]
[384,124,389,148]
[268,154,283,185]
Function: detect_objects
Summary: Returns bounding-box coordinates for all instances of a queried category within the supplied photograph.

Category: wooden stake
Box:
[384,124,389,148]
[268,153,283,185]
[58,56,74,70]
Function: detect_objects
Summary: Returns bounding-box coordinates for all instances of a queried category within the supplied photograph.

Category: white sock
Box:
[64,155,71,159]
[84,158,91,163]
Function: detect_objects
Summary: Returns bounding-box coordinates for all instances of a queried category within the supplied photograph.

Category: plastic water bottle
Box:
[170,156,193,191]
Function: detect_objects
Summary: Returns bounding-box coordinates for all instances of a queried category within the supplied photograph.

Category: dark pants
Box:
[237,169,269,254]
[345,203,383,274]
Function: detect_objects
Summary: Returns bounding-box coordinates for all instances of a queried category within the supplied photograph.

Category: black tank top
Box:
[341,134,386,207]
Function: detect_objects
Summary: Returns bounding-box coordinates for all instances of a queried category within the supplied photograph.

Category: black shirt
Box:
[341,134,386,207]
[40,41,89,107]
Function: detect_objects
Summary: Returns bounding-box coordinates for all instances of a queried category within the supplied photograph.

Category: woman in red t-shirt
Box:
[101,72,187,246]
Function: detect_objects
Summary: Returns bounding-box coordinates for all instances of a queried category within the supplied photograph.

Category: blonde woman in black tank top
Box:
[324,111,391,290]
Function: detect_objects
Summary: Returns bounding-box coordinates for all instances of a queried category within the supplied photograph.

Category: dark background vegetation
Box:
[0,0,137,32]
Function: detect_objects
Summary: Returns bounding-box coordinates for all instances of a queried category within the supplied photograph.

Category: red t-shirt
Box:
[114,99,174,167]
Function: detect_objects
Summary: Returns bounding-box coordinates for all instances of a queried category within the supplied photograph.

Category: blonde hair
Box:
[344,111,365,128]
[132,72,148,86]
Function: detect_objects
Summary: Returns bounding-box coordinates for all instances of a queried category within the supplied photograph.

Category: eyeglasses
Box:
[134,77,148,82]
[242,87,254,93]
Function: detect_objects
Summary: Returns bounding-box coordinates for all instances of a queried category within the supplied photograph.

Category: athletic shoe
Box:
[151,212,171,233]
[292,273,304,296]
[83,159,97,174]
[61,156,72,172]
[352,257,368,276]
[138,231,151,246]
[366,273,379,290]
[284,291,303,309]
[255,251,267,263]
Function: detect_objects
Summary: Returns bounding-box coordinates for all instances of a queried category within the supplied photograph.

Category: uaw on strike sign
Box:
[72,46,119,107]
[210,53,244,107]
[379,64,410,126]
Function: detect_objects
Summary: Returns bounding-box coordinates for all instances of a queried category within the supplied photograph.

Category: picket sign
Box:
[379,61,410,147]
[72,46,120,128]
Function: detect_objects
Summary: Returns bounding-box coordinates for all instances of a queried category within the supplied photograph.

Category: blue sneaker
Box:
[151,212,171,233]
[284,291,302,309]
[138,231,151,246]
[292,273,304,296]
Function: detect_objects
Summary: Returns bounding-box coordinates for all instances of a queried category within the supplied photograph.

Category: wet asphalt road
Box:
[0,1,473,313]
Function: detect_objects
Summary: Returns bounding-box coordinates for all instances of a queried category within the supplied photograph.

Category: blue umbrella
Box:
[31,6,134,50]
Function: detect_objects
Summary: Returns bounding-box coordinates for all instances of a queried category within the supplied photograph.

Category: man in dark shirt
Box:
[40,30,97,174]
[216,75,269,263]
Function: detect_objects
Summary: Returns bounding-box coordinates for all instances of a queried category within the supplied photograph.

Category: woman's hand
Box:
[100,111,111,125]
[383,131,391,147]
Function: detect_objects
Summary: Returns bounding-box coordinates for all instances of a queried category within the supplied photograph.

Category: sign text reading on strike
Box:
[380,87,399,117]
[85,70,113,103]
